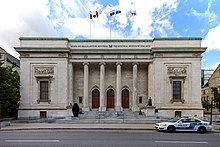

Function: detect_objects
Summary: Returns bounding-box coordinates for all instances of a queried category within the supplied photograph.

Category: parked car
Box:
[155,117,212,133]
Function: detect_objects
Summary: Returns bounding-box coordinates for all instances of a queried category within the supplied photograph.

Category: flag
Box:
[110,10,121,17]
[90,11,98,19]
[131,11,137,16]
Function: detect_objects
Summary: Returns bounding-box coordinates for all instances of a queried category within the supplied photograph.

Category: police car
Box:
[155,117,212,133]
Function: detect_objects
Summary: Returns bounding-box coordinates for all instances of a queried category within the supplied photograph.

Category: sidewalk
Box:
[0,123,155,131]
[1,122,220,132]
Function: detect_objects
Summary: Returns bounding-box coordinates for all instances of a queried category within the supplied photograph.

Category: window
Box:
[40,81,49,100]
[175,111,181,118]
[139,97,142,103]
[79,96,83,104]
[173,81,181,100]
[40,111,47,118]
[36,79,51,103]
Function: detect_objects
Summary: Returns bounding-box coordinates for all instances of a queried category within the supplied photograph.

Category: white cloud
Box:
[49,0,178,39]
[0,0,178,58]
[202,23,220,51]
[190,0,218,25]
[0,0,57,58]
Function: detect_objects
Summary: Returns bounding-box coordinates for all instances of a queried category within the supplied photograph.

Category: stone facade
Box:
[15,37,206,119]
[202,64,220,114]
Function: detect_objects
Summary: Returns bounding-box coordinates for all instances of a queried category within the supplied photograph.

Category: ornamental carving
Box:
[167,67,187,75]
[34,67,54,75]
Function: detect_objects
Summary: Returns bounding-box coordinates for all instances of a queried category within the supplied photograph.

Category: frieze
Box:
[192,53,201,58]
[58,53,67,57]
[20,53,30,57]
[34,67,54,75]
[154,53,163,57]
[167,67,187,75]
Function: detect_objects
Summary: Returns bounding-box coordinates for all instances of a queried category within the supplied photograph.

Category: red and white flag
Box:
[90,11,98,19]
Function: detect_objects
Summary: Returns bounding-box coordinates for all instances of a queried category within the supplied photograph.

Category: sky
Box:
[0,0,220,70]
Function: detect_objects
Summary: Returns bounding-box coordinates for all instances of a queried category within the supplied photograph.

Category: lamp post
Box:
[210,97,213,125]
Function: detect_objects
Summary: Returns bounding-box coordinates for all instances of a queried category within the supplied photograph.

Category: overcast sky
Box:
[0,0,219,69]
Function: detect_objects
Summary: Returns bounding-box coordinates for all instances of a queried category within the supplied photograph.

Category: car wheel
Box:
[198,126,206,134]
[167,125,176,133]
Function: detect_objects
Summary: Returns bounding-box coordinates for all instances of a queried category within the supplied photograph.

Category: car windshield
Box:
[167,118,179,122]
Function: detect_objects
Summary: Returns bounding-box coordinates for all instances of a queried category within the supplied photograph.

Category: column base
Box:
[132,105,139,111]
[99,106,106,112]
[115,106,122,111]
[82,107,90,112]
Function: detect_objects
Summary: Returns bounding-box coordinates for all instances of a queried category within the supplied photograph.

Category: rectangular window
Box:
[40,111,47,119]
[175,111,181,118]
[79,96,83,104]
[173,81,181,99]
[40,81,49,100]
[139,97,142,103]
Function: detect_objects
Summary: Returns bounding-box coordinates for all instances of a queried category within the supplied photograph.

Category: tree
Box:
[212,87,220,112]
[202,100,211,111]
[0,61,20,118]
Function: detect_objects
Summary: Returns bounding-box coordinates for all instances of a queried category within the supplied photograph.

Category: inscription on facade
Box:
[34,67,54,75]
[167,67,187,75]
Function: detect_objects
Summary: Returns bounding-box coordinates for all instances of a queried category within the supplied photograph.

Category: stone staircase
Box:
[56,110,158,124]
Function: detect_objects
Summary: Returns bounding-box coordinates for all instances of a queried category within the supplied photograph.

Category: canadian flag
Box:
[90,11,99,19]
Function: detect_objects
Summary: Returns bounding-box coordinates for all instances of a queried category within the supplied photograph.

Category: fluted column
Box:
[83,62,90,111]
[132,62,139,111]
[148,63,153,104]
[99,62,106,111]
[116,62,122,111]
[68,63,73,104]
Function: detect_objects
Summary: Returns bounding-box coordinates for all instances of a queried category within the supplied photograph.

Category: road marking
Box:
[5,140,60,143]
[155,141,208,144]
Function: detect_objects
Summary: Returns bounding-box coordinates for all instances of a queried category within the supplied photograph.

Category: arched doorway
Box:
[122,89,129,108]
[107,89,114,108]
[92,89,100,108]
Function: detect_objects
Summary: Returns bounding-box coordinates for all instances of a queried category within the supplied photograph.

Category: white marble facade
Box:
[15,38,206,119]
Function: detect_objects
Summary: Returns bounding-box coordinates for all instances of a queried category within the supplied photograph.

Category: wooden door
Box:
[92,89,100,108]
[107,89,114,108]
[122,89,129,108]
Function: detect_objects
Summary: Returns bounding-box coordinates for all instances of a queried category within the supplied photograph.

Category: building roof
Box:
[0,47,20,67]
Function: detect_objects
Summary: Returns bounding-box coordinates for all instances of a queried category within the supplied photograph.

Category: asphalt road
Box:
[0,130,219,147]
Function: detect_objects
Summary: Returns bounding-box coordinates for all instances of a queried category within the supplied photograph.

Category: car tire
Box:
[167,125,176,133]
[198,126,206,134]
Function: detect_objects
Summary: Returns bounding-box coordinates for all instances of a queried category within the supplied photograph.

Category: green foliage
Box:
[202,100,211,111]
[211,87,220,112]
[0,61,20,118]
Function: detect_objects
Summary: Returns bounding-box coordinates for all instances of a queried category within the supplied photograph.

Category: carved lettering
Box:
[167,67,187,75]
[34,67,54,75]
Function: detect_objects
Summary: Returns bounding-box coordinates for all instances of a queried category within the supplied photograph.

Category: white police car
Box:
[155,117,212,133]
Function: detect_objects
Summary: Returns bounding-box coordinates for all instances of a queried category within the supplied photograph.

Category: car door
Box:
[176,119,191,131]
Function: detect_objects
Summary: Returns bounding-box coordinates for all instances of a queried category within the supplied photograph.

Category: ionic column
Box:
[148,63,153,102]
[116,62,122,111]
[99,62,106,111]
[83,62,89,111]
[132,62,139,111]
[68,63,73,104]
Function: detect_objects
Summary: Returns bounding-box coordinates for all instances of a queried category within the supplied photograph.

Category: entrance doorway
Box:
[122,89,129,108]
[107,89,114,108]
[92,89,100,108]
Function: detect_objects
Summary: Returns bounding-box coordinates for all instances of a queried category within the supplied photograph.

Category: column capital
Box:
[116,62,122,66]
[132,62,139,66]
[83,62,89,66]
[99,62,106,66]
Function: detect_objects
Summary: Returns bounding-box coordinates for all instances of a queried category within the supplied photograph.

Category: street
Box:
[0,130,219,147]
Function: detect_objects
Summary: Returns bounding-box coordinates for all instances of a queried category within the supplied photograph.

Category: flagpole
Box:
[110,21,111,39]
[90,19,91,39]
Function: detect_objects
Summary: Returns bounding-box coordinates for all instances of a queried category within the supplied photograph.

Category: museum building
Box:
[15,37,206,119]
